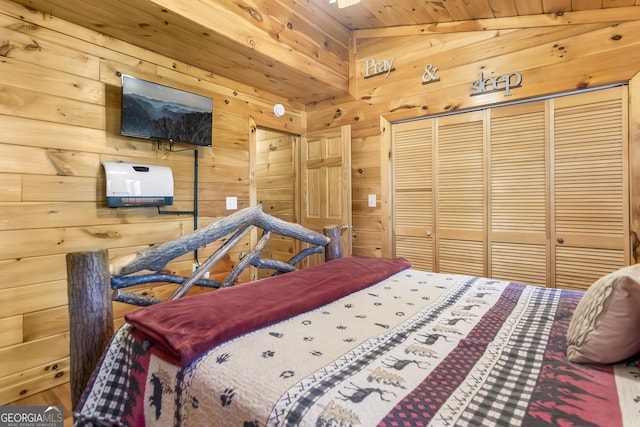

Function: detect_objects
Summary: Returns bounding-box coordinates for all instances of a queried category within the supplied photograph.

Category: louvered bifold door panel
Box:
[552,86,629,290]
[555,247,626,291]
[435,111,485,276]
[491,243,548,285]
[489,101,549,286]
[392,120,434,271]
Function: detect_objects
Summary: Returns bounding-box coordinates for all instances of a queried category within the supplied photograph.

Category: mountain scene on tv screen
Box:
[122,93,212,145]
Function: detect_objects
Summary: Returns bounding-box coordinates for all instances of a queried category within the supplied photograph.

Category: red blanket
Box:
[125,255,411,366]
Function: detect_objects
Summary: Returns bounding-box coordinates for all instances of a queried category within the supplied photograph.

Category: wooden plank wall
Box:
[307,19,640,261]
[0,0,304,404]
[3,0,640,405]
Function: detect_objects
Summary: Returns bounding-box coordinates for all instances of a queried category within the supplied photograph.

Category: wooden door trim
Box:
[381,116,392,258]
[630,72,640,264]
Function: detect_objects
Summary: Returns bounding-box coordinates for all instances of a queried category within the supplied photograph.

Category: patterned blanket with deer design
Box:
[74,269,640,426]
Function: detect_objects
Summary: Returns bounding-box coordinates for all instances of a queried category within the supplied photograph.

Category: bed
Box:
[67,206,640,426]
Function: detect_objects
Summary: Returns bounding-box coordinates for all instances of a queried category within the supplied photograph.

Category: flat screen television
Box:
[120,74,213,147]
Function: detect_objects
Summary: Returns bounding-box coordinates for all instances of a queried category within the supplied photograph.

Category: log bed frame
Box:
[66,204,342,409]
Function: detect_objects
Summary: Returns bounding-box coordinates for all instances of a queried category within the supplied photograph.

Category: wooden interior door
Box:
[301,125,352,265]
[391,119,434,270]
[488,101,549,286]
[551,86,629,290]
[435,110,486,277]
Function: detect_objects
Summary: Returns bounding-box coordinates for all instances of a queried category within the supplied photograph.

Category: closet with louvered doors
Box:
[435,110,486,277]
[488,100,549,286]
[550,86,629,290]
[390,85,630,289]
[391,119,435,271]
[391,110,487,277]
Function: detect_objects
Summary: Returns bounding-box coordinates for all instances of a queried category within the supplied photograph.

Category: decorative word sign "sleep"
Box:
[470,71,522,96]
[364,57,395,79]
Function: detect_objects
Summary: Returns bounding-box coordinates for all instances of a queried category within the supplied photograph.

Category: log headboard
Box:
[66,204,342,409]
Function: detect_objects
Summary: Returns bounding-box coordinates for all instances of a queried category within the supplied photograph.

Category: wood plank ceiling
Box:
[8,0,640,105]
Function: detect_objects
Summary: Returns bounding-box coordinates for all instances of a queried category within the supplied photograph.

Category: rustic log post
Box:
[323,225,342,261]
[67,250,113,410]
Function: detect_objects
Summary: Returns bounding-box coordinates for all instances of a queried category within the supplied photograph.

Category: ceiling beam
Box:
[148,0,350,94]
[354,6,640,39]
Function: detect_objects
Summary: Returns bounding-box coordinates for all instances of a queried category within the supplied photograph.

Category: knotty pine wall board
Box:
[3,0,640,405]
[0,357,70,406]
[306,19,640,267]
[0,0,303,404]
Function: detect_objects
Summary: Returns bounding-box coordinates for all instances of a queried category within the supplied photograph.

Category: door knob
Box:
[557,237,564,244]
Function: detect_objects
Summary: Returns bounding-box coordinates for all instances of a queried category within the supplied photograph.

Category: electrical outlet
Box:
[368,194,377,208]
[226,196,237,210]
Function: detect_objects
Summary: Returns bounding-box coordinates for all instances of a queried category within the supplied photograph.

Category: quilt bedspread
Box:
[74,269,640,426]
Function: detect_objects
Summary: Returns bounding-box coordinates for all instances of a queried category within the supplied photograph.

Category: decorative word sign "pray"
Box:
[470,71,522,96]
[364,57,395,79]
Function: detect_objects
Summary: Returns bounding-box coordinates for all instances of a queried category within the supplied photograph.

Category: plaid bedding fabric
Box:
[74,271,640,426]
[74,324,152,426]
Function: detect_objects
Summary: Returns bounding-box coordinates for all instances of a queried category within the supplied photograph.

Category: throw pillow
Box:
[566,264,640,364]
